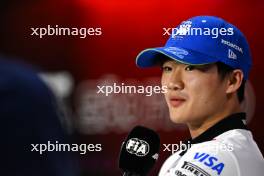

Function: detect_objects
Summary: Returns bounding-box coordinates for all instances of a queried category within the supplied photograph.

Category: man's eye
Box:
[185,65,195,71]
[162,66,172,72]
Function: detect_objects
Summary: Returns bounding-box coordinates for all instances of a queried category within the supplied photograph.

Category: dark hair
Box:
[216,62,245,103]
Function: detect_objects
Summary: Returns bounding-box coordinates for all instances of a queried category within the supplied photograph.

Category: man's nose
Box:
[167,70,184,91]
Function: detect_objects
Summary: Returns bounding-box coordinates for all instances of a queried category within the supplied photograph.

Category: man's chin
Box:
[169,113,187,124]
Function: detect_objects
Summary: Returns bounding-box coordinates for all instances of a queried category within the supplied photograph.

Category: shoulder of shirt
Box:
[184,138,240,175]
[159,138,239,176]
[159,142,238,176]
[159,129,264,176]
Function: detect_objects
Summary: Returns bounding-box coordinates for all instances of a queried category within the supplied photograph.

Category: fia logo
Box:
[228,49,237,59]
[126,138,150,157]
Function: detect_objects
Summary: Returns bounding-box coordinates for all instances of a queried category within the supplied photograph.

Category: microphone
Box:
[119,126,160,176]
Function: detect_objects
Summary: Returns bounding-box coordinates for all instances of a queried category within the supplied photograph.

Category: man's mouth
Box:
[169,97,186,108]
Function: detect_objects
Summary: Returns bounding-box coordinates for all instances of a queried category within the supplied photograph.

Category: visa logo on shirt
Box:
[194,152,225,175]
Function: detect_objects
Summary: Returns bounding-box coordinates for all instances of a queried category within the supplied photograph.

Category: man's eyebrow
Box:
[191,63,216,70]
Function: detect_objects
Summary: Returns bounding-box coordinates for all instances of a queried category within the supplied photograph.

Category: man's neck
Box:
[188,104,241,139]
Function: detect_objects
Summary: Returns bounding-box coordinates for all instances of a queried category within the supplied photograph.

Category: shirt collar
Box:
[191,112,247,144]
[179,112,247,156]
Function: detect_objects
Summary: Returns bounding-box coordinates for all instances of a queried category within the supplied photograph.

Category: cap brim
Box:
[136,47,220,68]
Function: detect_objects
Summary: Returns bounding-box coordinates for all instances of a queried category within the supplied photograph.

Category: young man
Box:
[136,16,264,176]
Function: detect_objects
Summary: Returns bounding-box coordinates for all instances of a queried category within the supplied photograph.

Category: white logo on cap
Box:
[164,47,189,59]
[172,21,192,38]
[221,39,243,54]
[176,21,192,35]
[228,49,237,59]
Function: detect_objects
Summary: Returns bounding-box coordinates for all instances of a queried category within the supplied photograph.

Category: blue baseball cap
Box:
[136,16,252,79]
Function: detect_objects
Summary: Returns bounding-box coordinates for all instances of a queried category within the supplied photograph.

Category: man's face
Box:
[161,60,228,125]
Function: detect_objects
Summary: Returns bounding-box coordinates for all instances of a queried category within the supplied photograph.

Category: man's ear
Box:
[226,69,244,94]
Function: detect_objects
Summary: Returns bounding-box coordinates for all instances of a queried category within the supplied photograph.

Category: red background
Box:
[0,0,263,175]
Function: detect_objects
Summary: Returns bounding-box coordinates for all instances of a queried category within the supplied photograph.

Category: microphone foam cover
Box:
[119,126,160,175]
